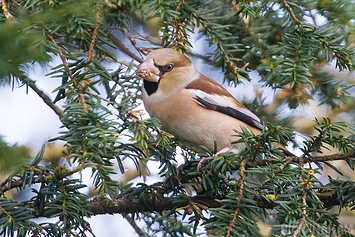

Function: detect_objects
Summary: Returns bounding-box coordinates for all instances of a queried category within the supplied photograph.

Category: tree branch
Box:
[227,160,245,237]
[2,153,354,215]
[0,167,77,194]
[85,3,100,73]
[108,33,143,63]
[248,153,354,168]
[85,181,351,216]
[291,157,314,237]
[2,175,352,216]
[124,215,146,236]
[0,0,13,20]
[303,153,354,162]
[47,33,89,112]
[87,195,176,214]
[21,77,64,118]
[281,0,302,25]
[190,52,214,65]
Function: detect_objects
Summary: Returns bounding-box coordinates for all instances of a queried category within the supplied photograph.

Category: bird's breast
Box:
[142,89,250,151]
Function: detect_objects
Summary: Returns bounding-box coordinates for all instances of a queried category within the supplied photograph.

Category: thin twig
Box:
[75,3,100,113]
[0,0,13,20]
[303,153,354,163]
[22,76,64,117]
[127,30,163,46]
[85,225,97,237]
[0,179,23,194]
[226,159,246,237]
[0,168,49,194]
[249,153,354,168]
[47,34,74,80]
[108,33,143,63]
[291,158,306,237]
[0,205,25,228]
[291,191,308,237]
[85,3,100,73]
[0,166,78,194]
[172,0,183,51]
[124,215,146,237]
[291,215,306,237]
[87,91,114,104]
[189,52,213,64]
[305,221,313,235]
[291,156,314,237]
[78,94,89,113]
[47,33,89,112]
[81,4,101,110]
[281,0,302,25]
[125,34,153,57]
[85,23,99,72]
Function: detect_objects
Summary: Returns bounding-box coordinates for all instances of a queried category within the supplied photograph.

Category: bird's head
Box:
[136,48,199,95]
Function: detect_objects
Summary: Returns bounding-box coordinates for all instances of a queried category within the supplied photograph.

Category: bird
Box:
[136,48,288,154]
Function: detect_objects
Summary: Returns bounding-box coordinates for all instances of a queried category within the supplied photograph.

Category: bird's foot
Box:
[215,147,230,156]
[197,147,231,171]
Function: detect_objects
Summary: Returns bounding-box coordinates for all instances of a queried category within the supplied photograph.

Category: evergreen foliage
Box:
[0,0,355,236]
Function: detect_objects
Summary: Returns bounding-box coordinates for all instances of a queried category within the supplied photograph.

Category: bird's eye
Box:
[164,64,174,72]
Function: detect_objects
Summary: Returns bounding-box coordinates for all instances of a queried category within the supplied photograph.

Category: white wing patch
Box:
[187,89,237,108]
[187,89,263,129]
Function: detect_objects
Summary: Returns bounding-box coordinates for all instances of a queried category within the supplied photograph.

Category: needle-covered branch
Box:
[20,76,64,118]
[249,153,355,168]
[1,0,355,236]
[5,179,349,218]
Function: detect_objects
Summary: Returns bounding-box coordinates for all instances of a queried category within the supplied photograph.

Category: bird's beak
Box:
[136,58,161,82]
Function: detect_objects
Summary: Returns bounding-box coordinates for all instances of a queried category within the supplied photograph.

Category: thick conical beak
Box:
[136,58,160,82]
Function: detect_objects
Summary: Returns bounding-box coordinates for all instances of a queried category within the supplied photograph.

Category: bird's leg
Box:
[197,147,230,171]
[176,165,183,183]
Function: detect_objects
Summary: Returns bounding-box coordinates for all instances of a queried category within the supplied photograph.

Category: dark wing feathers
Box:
[186,73,263,130]
[194,96,263,130]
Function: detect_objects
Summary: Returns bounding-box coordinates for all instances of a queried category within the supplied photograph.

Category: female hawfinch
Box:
[136,48,277,153]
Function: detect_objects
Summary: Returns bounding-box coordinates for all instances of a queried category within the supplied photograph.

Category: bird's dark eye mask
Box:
[155,63,174,76]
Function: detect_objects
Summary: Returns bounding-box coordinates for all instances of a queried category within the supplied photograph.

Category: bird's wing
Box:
[185,74,263,130]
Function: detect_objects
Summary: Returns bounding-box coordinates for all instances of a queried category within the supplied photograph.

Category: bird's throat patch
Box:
[143,80,160,95]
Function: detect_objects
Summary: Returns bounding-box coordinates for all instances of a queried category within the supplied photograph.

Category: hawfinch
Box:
[136,48,272,153]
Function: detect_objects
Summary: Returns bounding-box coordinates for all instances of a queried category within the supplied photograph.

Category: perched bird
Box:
[136,48,283,153]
